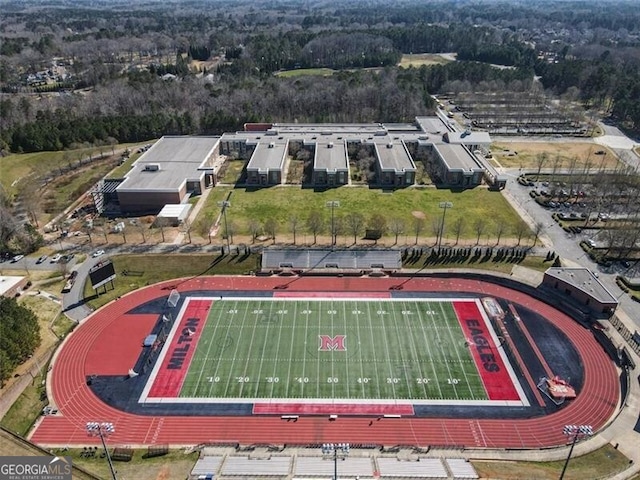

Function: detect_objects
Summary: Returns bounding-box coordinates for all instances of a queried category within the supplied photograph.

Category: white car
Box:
[92,250,105,258]
[50,254,62,263]
[11,254,24,263]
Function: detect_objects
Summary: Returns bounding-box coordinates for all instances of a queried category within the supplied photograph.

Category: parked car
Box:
[92,249,105,258]
[50,254,62,263]
[36,255,48,264]
[11,254,24,263]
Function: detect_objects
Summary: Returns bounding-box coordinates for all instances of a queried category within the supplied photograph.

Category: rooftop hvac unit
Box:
[387,143,394,148]
[144,164,160,172]
[268,142,275,148]
[328,142,334,148]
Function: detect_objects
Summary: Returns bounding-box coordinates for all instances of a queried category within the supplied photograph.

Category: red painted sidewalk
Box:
[147,299,212,398]
[454,301,520,401]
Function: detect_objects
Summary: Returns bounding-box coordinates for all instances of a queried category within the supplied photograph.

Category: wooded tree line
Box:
[0,297,41,387]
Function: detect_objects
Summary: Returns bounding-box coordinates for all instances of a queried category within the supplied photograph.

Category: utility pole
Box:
[437,201,453,249]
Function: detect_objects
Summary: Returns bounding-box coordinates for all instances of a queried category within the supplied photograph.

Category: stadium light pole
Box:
[437,201,453,250]
[322,443,349,480]
[218,200,231,253]
[326,201,340,249]
[559,424,592,480]
[86,421,118,480]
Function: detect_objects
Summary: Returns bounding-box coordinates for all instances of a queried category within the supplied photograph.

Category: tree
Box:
[307,210,324,244]
[413,216,425,245]
[368,213,387,245]
[513,222,528,246]
[248,219,261,243]
[346,212,364,245]
[494,221,506,245]
[289,215,300,245]
[534,152,547,180]
[452,217,465,245]
[264,218,278,243]
[0,297,41,387]
[389,217,405,245]
[532,221,544,247]
[156,217,168,243]
[473,218,486,245]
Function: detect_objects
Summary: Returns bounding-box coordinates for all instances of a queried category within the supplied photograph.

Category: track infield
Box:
[31,275,620,449]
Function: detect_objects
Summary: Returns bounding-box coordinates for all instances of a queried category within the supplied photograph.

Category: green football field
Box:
[179,298,488,401]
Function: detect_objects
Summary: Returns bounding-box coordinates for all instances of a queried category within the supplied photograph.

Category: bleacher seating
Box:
[294,456,374,477]
[376,457,448,478]
[445,458,479,479]
[263,249,401,270]
[191,456,223,477]
[221,456,291,476]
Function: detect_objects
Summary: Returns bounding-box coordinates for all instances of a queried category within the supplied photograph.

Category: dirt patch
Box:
[411,211,426,219]
[492,142,620,169]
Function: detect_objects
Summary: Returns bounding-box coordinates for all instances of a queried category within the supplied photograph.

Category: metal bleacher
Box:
[191,456,223,477]
[376,457,448,478]
[262,248,401,271]
[221,456,292,476]
[445,458,479,479]
[294,456,374,477]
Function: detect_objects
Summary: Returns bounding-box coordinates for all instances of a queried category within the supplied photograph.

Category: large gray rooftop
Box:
[314,140,349,172]
[433,143,484,172]
[545,267,618,305]
[118,136,218,192]
[374,140,415,172]
[247,140,287,172]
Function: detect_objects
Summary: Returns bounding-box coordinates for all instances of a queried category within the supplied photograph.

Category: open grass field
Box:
[275,68,335,78]
[82,253,260,309]
[0,141,150,197]
[399,53,454,68]
[473,444,630,480]
[200,186,530,246]
[173,298,490,401]
[491,142,620,169]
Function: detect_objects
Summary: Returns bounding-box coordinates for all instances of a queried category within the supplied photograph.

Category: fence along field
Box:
[156,297,518,403]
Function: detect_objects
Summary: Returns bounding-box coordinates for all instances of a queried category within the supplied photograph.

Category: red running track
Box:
[30,276,620,449]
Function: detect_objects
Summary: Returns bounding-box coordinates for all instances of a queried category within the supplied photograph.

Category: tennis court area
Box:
[143,296,524,406]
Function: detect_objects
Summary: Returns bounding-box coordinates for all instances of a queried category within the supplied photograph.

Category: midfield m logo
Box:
[318,335,346,351]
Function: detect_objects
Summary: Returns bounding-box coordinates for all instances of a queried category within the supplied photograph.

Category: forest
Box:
[0,0,639,154]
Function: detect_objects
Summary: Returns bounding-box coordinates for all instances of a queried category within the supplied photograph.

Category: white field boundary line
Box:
[475,298,530,407]
[141,297,527,407]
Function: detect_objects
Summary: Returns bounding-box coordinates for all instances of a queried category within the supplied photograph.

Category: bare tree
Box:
[135,221,147,243]
[532,221,544,247]
[452,217,465,245]
[264,218,278,244]
[346,212,364,245]
[224,219,235,245]
[473,218,486,245]
[513,222,529,246]
[494,220,506,246]
[248,219,261,244]
[431,217,443,246]
[534,152,547,181]
[413,216,425,245]
[183,219,193,244]
[389,217,405,245]
[156,217,168,243]
[289,215,300,245]
[307,211,324,244]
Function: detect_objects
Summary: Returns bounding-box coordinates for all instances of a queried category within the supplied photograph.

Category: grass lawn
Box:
[0,371,48,436]
[491,142,620,170]
[473,444,630,480]
[199,186,531,246]
[275,68,335,77]
[0,142,151,198]
[219,158,248,184]
[82,253,260,309]
[51,447,199,480]
[399,53,454,68]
